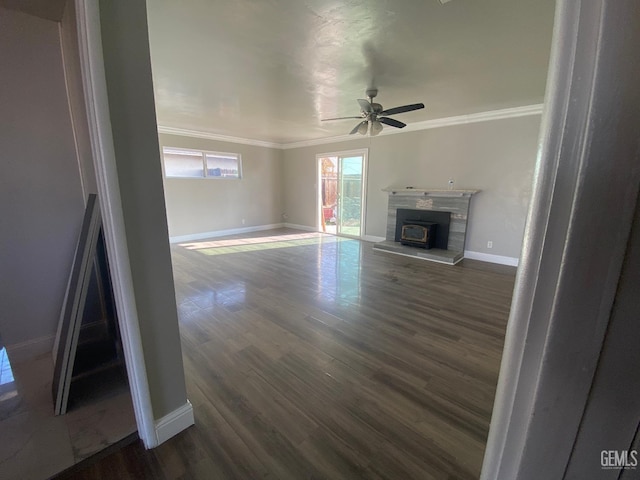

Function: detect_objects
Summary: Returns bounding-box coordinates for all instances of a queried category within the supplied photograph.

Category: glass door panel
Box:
[319,157,338,235]
[337,155,363,237]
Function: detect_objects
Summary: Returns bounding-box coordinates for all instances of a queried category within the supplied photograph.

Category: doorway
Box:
[317,149,367,238]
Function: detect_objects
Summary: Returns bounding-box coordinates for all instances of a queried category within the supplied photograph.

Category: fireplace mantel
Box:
[382,187,480,197]
[373,188,479,264]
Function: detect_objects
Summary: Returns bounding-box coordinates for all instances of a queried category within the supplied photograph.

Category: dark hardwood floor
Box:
[59,229,516,479]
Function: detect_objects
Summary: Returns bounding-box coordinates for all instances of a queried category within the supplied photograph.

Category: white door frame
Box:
[481,0,640,478]
[316,149,368,239]
[75,0,157,448]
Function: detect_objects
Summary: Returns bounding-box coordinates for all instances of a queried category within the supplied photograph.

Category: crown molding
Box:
[283,104,544,149]
[399,103,543,133]
[157,126,284,149]
[158,104,543,151]
[281,133,358,150]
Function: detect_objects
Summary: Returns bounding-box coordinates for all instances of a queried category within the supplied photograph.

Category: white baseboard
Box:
[5,334,56,364]
[170,222,369,242]
[361,235,386,243]
[282,226,385,243]
[283,223,318,232]
[464,250,520,266]
[170,223,285,243]
[154,400,194,445]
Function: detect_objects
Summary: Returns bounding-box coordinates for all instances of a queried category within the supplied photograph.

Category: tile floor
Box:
[0,346,136,480]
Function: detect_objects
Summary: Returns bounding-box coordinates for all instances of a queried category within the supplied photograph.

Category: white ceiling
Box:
[147,0,555,145]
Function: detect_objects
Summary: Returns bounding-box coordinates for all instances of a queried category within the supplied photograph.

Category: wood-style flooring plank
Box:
[60,229,516,480]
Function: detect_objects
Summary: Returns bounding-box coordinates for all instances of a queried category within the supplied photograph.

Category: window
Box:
[162,147,241,179]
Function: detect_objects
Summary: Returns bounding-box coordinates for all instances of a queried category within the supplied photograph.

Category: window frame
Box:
[161,146,242,180]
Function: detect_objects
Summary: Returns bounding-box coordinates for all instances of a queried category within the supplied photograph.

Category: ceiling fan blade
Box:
[321,116,363,121]
[379,117,406,129]
[349,121,367,135]
[380,103,425,116]
[357,99,373,113]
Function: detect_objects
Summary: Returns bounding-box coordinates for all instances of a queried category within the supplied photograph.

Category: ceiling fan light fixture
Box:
[323,89,424,135]
[370,120,383,136]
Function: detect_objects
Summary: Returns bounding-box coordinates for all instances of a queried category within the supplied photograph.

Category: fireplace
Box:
[375,188,479,264]
[395,208,451,250]
[401,221,437,249]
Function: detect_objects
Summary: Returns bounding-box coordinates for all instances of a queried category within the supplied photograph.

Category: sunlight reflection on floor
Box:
[316,237,362,306]
[181,232,350,256]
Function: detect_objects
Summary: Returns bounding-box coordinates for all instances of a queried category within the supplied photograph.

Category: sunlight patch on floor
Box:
[181,232,353,256]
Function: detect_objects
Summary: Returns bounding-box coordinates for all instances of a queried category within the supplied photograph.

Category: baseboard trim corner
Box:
[154,400,194,446]
[464,250,520,266]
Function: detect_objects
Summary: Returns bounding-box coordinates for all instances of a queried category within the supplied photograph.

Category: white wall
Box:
[100,0,188,419]
[159,133,284,238]
[0,7,84,354]
[283,114,541,259]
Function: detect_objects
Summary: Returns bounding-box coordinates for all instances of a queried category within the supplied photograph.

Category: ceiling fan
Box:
[321,89,425,136]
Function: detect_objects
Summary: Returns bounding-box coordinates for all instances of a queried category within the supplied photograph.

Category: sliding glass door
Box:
[318,150,367,238]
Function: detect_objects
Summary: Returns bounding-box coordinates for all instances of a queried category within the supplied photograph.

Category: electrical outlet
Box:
[448,179,455,190]
[487,241,493,249]
[242,218,245,225]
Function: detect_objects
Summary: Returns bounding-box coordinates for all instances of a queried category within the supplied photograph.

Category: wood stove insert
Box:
[395,209,451,250]
[401,221,438,249]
